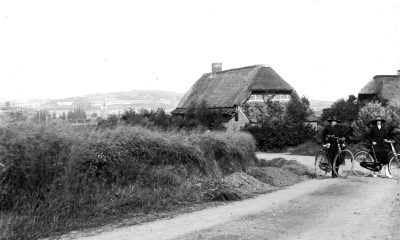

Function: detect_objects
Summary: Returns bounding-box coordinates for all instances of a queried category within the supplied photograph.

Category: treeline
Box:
[318,95,400,144]
[97,100,227,131]
[1,108,92,124]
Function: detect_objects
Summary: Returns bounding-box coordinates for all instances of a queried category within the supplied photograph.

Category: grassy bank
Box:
[0,123,256,240]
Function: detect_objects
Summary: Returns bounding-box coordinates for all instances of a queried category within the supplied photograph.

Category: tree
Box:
[243,94,315,150]
[97,114,119,129]
[321,95,359,124]
[181,100,226,131]
[154,108,171,129]
[285,94,312,123]
[59,112,66,120]
[4,101,11,109]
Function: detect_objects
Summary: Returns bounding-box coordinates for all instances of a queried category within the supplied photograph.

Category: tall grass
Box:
[0,122,256,239]
[287,140,367,156]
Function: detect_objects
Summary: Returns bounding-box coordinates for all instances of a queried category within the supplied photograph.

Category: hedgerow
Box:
[0,122,256,239]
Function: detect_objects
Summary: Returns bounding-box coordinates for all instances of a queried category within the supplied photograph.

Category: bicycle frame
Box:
[369,144,379,164]
[387,141,397,156]
[332,136,345,152]
[330,136,355,177]
[371,140,397,164]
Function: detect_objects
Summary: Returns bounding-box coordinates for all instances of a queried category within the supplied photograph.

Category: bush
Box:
[244,121,315,151]
[353,101,400,146]
[243,94,316,151]
[179,100,227,131]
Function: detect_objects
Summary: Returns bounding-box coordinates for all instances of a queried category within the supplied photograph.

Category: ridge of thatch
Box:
[359,75,400,100]
[175,65,294,109]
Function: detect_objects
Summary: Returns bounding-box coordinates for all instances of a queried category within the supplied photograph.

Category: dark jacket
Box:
[321,124,343,144]
[368,125,392,164]
[368,125,390,145]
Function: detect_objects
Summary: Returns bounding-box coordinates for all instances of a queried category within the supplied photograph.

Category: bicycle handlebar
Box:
[369,139,396,146]
[325,135,345,141]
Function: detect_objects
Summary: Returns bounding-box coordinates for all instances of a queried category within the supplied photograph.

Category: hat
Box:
[370,116,386,124]
[327,116,341,123]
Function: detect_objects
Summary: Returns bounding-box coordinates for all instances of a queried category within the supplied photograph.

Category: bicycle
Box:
[315,144,332,178]
[352,143,378,177]
[353,139,400,180]
[331,136,354,178]
[386,140,400,180]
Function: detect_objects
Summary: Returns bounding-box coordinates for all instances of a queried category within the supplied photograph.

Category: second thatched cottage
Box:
[171,63,296,131]
[358,69,400,105]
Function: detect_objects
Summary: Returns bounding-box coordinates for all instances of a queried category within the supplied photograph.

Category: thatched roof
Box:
[174,65,294,111]
[171,107,235,115]
[358,75,400,100]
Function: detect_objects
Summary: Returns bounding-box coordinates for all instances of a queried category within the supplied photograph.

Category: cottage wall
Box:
[247,93,291,103]
[224,107,249,131]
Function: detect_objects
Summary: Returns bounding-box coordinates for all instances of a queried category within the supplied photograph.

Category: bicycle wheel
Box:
[333,150,354,178]
[315,151,331,178]
[352,151,373,177]
[388,154,400,180]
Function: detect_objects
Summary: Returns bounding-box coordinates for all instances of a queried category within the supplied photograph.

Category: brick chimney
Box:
[212,62,222,73]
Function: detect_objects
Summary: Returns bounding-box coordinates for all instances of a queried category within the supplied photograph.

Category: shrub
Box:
[243,95,316,151]
[353,101,400,145]
[244,121,315,151]
[180,100,227,131]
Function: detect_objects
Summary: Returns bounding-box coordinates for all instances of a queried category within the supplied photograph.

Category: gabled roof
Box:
[358,75,400,100]
[175,65,294,110]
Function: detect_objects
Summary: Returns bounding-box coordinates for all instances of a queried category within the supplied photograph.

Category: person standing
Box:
[321,116,346,178]
[368,116,392,178]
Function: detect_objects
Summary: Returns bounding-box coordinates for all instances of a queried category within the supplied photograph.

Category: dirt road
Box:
[60,154,400,240]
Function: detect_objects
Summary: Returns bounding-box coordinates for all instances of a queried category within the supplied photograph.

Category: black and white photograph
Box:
[1,0,400,239]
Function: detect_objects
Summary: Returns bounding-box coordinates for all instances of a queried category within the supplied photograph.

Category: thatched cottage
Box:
[358,69,400,104]
[171,63,295,131]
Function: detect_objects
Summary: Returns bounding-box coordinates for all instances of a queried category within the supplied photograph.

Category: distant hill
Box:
[3,90,185,113]
[308,99,334,116]
[1,92,333,116]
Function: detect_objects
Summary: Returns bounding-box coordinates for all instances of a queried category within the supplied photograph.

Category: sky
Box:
[0,0,400,101]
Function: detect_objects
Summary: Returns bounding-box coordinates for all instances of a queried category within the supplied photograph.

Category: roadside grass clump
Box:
[0,122,256,240]
[259,158,313,177]
[201,179,242,201]
[247,158,314,187]
[246,166,301,187]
